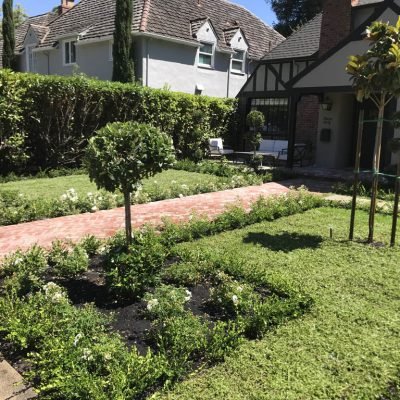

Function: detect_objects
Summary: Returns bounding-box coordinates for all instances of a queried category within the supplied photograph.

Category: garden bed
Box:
[0,192,320,399]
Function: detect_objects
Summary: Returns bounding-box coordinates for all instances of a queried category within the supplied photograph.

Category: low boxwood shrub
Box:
[104,229,167,299]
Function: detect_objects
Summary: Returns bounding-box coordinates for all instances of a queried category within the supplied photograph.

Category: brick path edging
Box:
[0,182,289,257]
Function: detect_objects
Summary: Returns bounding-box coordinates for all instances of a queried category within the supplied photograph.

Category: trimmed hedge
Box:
[0,70,237,173]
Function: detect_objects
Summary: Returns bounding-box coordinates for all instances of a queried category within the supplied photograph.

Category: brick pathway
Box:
[0,182,289,257]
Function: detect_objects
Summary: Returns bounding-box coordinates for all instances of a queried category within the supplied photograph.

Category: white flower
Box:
[98,246,107,254]
[185,290,192,302]
[147,298,159,311]
[82,348,93,361]
[104,352,112,361]
[87,192,93,197]
[97,196,103,202]
[232,295,239,306]
[237,286,243,293]
[179,194,184,198]
[181,184,189,190]
[60,194,68,201]
[171,180,177,184]
[73,333,83,346]
[91,206,98,212]
[13,257,23,266]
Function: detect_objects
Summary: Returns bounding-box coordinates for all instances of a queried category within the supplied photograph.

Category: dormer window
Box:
[63,39,77,65]
[198,42,214,67]
[231,50,245,73]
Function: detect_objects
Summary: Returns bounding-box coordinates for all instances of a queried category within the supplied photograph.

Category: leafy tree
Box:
[112,0,134,82]
[2,0,15,69]
[267,0,322,37]
[347,18,400,243]
[85,122,175,245]
[0,3,26,34]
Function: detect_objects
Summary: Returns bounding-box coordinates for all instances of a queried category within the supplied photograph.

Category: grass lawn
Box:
[158,207,400,399]
[0,170,222,200]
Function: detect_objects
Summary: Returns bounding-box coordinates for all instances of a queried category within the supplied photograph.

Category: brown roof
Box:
[36,0,283,60]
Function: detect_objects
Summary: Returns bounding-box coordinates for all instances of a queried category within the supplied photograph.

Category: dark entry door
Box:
[358,98,395,169]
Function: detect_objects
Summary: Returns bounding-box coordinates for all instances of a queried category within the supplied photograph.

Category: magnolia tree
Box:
[86,122,175,245]
[347,18,400,243]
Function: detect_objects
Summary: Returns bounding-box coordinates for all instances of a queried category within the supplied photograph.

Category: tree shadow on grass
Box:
[243,231,323,253]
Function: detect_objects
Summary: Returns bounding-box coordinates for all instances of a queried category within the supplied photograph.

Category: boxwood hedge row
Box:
[0,70,237,174]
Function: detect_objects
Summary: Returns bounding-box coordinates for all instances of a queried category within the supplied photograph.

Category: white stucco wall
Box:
[315,93,355,169]
[142,37,252,97]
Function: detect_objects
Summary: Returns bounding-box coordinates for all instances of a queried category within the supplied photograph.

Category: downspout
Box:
[145,37,149,87]
[226,53,232,98]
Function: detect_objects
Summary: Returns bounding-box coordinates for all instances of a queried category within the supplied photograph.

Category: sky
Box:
[14,0,277,25]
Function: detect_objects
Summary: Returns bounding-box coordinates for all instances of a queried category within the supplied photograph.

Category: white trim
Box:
[25,44,36,72]
[55,32,79,40]
[198,41,215,69]
[62,39,77,66]
[109,40,113,61]
[74,35,114,46]
[133,31,200,48]
[230,49,246,74]
[32,46,55,52]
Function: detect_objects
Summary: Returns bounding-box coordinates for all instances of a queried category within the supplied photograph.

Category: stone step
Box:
[0,360,37,400]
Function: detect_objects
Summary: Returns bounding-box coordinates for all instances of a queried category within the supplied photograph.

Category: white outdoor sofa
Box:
[258,140,288,160]
[209,138,235,157]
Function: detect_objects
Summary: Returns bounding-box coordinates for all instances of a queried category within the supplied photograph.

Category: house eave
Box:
[133,31,200,48]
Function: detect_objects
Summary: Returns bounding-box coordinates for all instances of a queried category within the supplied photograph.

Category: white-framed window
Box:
[63,39,77,65]
[198,42,214,68]
[26,45,36,72]
[231,49,245,73]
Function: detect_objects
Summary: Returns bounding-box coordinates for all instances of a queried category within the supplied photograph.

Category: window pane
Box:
[65,42,70,64]
[71,41,76,63]
[199,53,212,66]
[233,50,244,60]
[232,60,243,71]
[200,43,213,54]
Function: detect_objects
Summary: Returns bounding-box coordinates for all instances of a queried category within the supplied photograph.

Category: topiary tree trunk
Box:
[2,0,16,70]
[112,0,134,83]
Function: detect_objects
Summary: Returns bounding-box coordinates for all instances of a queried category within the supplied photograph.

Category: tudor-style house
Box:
[238,0,400,170]
[0,0,284,98]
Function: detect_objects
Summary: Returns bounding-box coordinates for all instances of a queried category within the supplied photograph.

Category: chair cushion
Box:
[259,140,274,152]
[273,140,288,153]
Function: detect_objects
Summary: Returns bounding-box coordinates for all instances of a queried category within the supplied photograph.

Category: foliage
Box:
[0,71,236,173]
[0,3,26,33]
[48,240,89,278]
[267,0,322,37]
[86,121,175,243]
[246,111,264,152]
[112,0,134,82]
[347,18,400,102]
[86,122,175,194]
[0,246,47,296]
[104,229,167,299]
[2,0,15,69]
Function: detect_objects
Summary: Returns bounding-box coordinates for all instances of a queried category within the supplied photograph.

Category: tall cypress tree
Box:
[268,0,322,37]
[112,0,134,82]
[2,0,16,69]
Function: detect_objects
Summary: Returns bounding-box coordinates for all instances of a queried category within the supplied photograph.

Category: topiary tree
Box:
[85,122,175,245]
[246,111,265,157]
[347,17,400,243]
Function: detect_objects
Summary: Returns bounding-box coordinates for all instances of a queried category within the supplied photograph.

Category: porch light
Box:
[320,97,333,111]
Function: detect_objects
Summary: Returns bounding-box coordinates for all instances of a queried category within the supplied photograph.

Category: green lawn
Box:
[0,170,222,200]
[157,208,400,399]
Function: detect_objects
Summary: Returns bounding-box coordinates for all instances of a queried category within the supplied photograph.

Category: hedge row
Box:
[0,70,237,174]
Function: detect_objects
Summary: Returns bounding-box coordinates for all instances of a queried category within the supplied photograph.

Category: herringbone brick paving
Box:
[0,182,289,257]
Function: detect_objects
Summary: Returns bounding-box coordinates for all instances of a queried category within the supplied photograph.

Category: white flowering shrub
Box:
[144,284,192,320]
[210,273,259,318]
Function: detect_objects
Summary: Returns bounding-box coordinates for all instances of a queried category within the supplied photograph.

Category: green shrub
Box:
[1,248,48,297]
[104,229,167,299]
[0,71,236,173]
[79,235,103,257]
[144,284,192,320]
[48,241,89,278]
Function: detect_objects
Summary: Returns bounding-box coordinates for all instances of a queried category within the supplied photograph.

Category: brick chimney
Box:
[59,0,74,14]
[319,0,356,56]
